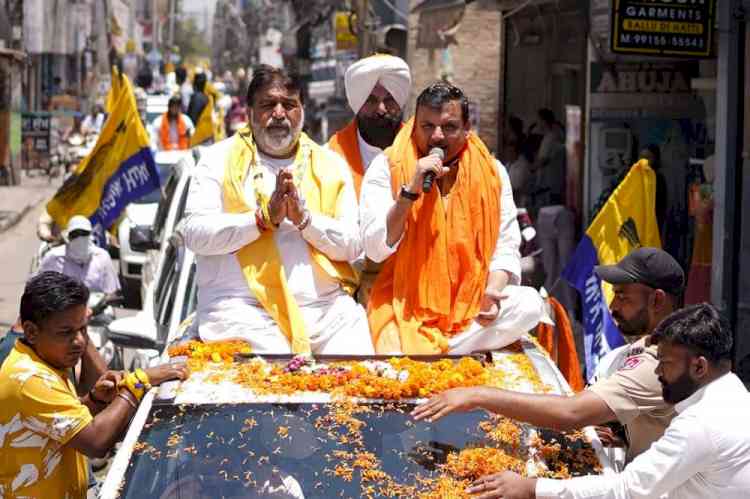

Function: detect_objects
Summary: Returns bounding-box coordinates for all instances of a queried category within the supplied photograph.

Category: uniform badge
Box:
[620,356,644,371]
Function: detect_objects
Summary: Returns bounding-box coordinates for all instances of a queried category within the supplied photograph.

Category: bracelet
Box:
[255,208,270,232]
[117,391,138,409]
[134,368,152,391]
[88,389,107,405]
[296,210,311,231]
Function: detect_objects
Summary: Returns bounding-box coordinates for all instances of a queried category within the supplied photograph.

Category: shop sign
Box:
[589,62,702,119]
[21,112,51,153]
[611,0,716,58]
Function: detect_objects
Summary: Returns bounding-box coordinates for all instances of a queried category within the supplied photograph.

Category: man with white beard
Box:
[182,65,374,355]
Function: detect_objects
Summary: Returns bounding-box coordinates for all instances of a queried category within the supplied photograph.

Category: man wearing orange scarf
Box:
[360,82,544,355]
[149,95,194,151]
[328,54,411,306]
[328,54,411,198]
[182,66,373,355]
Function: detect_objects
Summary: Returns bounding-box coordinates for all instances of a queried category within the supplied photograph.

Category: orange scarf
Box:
[535,297,584,392]
[327,120,365,198]
[159,112,188,150]
[367,118,501,354]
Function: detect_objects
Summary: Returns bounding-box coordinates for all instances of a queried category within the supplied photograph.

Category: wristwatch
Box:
[399,184,419,201]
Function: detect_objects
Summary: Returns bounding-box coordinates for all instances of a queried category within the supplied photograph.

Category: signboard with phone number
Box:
[611,0,716,58]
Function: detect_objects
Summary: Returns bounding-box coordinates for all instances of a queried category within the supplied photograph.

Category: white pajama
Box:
[359,154,544,354]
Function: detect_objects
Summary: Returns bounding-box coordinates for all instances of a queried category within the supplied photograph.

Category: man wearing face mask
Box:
[37,215,120,298]
[182,65,373,355]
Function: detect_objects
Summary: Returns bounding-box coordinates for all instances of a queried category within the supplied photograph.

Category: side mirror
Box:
[130,225,159,252]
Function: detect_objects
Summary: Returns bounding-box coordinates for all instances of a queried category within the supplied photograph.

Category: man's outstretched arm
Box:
[412,386,616,431]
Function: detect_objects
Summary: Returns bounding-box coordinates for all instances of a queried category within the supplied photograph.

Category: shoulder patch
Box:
[620,356,644,371]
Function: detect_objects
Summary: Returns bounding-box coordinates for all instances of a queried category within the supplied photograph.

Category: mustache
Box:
[265,119,291,130]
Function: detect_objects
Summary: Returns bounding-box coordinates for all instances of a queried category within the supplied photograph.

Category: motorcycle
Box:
[87,292,124,369]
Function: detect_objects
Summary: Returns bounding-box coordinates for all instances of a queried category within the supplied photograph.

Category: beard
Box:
[357,112,401,149]
[251,111,304,157]
[660,370,699,404]
[612,307,650,337]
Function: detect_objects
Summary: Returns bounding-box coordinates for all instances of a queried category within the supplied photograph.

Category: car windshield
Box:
[133,163,172,205]
[116,381,601,498]
[119,402,497,498]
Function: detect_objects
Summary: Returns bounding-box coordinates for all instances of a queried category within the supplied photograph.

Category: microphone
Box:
[422,147,445,193]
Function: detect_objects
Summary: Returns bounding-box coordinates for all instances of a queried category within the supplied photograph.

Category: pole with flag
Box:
[562,159,662,381]
[46,69,159,246]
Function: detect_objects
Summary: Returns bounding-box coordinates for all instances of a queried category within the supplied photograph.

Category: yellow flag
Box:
[586,158,662,303]
[104,66,121,114]
[47,73,158,238]
[190,94,215,147]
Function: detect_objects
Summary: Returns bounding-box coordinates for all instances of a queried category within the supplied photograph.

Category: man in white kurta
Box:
[182,66,373,355]
[360,82,545,355]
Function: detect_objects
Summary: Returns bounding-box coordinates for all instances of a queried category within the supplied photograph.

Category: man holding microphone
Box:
[359,82,544,355]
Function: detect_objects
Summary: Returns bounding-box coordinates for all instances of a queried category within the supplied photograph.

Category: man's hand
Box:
[144,363,190,386]
[285,183,307,226]
[477,288,506,327]
[90,371,123,404]
[595,425,626,447]
[411,387,482,422]
[467,471,536,499]
[407,154,450,194]
[268,169,292,225]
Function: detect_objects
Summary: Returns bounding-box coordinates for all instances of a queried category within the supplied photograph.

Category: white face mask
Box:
[67,235,92,264]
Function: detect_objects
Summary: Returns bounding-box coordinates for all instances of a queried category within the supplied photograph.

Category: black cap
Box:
[595,247,685,296]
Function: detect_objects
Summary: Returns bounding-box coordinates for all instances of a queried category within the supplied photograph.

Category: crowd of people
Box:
[0,53,748,498]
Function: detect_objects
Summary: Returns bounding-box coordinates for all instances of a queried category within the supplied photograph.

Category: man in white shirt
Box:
[182,65,373,355]
[327,54,412,305]
[360,82,544,355]
[37,215,120,297]
[466,303,750,499]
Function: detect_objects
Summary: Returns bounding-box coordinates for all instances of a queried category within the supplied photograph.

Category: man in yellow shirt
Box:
[0,272,188,498]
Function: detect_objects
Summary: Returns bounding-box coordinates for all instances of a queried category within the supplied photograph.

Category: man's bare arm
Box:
[412,386,617,431]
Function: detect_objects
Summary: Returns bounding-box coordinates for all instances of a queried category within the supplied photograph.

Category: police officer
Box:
[412,247,685,464]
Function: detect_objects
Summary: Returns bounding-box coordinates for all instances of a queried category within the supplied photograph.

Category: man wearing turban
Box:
[328,54,412,199]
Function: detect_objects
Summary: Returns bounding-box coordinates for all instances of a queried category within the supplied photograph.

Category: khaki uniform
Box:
[588,337,675,461]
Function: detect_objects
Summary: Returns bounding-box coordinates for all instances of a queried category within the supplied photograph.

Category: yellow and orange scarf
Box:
[222,126,358,353]
[327,120,366,199]
[367,118,501,354]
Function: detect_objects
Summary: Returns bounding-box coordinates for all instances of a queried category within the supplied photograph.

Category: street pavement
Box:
[0,173,61,332]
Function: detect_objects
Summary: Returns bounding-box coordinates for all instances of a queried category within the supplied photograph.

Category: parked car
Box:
[107,235,196,371]
[117,150,193,308]
[128,148,198,304]
[99,335,613,498]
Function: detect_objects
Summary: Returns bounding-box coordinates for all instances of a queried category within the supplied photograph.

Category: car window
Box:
[153,243,179,324]
[132,163,172,205]
[181,262,197,323]
[152,168,181,242]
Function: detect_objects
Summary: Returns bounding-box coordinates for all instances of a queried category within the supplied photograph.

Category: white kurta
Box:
[537,372,750,499]
[359,153,544,354]
[183,138,374,355]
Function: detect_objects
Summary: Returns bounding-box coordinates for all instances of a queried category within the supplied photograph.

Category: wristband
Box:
[119,372,146,402]
[134,368,152,391]
[296,210,311,231]
[399,185,419,201]
[117,391,138,409]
